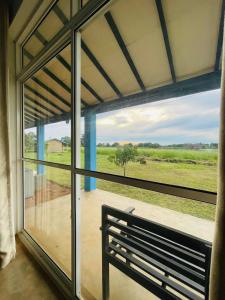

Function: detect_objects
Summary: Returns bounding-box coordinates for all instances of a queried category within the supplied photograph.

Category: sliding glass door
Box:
[21,0,222,299]
[76,0,220,298]
[23,42,72,278]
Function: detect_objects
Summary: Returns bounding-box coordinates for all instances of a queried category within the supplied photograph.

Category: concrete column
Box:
[84,111,96,191]
[37,122,45,174]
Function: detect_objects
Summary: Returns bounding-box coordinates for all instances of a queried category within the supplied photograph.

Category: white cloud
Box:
[96,89,220,144]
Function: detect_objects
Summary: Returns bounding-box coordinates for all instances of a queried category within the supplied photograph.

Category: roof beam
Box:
[34,31,47,46]
[54,52,102,105]
[81,40,122,97]
[54,4,124,100]
[24,84,65,113]
[52,4,68,25]
[23,49,33,60]
[86,71,221,115]
[52,3,113,103]
[53,54,94,104]
[24,48,91,108]
[31,77,71,109]
[24,101,50,118]
[32,31,71,85]
[25,112,71,129]
[81,98,88,107]
[55,53,70,71]
[25,109,43,120]
[23,49,70,93]
[30,32,93,107]
[24,114,35,123]
[155,0,176,83]
[105,11,145,91]
[56,42,104,105]
[24,94,56,115]
[215,0,225,71]
[43,67,71,93]
[25,106,47,119]
[81,78,103,103]
[25,121,33,128]
[23,50,71,94]
[24,115,33,122]
[24,121,35,128]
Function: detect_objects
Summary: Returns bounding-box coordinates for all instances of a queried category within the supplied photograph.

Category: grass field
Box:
[25,147,217,220]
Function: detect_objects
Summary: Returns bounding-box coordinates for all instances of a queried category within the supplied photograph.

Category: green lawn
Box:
[24,147,217,220]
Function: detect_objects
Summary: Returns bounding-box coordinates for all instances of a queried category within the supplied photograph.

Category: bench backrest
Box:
[102,205,212,300]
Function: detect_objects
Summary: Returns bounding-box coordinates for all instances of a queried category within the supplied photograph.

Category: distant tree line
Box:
[96,142,218,150]
[164,143,218,150]
[25,132,218,152]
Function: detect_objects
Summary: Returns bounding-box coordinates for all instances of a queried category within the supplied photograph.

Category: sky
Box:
[25,89,221,145]
[95,89,221,145]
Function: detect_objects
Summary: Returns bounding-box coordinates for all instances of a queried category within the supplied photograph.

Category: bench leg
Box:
[102,256,109,300]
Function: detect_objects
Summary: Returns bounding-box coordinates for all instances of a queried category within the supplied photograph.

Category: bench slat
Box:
[108,228,205,286]
[125,233,205,275]
[104,205,210,253]
[107,253,182,300]
[107,218,206,269]
[109,243,203,300]
[110,238,205,294]
[132,224,206,258]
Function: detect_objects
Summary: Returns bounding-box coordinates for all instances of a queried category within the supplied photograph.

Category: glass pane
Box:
[79,0,221,192]
[80,90,219,192]
[78,175,215,299]
[24,127,37,156]
[23,0,71,67]
[23,44,71,165]
[24,162,71,278]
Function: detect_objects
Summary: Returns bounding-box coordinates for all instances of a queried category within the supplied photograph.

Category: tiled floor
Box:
[0,238,63,300]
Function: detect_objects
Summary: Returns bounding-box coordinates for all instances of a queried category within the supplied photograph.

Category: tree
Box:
[108,144,138,176]
[112,142,119,147]
[97,142,104,147]
[80,134,85,146]
[25,132,37,152]
[61,136,71,147]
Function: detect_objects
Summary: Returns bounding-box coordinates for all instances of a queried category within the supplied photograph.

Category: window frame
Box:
[17,0,218,299]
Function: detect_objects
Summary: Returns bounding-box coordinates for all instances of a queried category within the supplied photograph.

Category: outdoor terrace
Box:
[25,188,214,300]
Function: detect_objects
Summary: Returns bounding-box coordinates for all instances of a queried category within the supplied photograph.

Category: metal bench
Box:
[101,205,212,300]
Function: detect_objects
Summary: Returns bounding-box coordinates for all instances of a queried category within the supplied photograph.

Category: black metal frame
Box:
[102,205,212,300]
